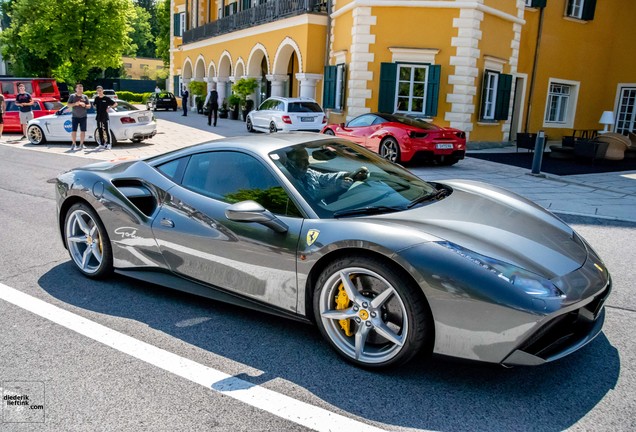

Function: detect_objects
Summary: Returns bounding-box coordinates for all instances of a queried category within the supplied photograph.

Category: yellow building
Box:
[170,0,636,141]
[122,56,165,80]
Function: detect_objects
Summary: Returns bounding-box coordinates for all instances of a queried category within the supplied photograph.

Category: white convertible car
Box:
[26,101,157,146]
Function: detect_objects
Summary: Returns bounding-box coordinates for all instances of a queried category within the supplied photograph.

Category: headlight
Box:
[438,241,565,299]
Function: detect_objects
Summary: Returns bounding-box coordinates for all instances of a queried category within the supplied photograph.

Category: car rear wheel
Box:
[314,256,432,368]
[269,121,277,133]
[27,125,46,145]
[173,106,177,111]
[246,117,254,133]
[379,137,400,163]
[323,129,335,136]
[64,203,113,278]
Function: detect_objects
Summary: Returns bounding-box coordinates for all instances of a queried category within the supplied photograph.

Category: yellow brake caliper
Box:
[335,284,354,336]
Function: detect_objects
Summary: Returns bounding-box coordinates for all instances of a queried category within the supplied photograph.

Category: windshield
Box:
[269,140,440,218]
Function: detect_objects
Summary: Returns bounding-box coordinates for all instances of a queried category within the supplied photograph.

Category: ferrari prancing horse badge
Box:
[306,229,320,246]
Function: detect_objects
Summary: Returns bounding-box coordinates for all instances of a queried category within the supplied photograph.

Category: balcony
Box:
[182,0,328,45]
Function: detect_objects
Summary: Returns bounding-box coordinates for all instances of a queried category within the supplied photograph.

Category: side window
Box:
[347,114,376,127]
[566,0,596,20]
[5,101,18,112]
[32,102,42,111]
[1,82,13,95]
[156,156,190,182]
[181,152,302,217]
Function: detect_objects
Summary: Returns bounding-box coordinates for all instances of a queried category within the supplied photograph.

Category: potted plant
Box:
[188,81,207,114]
[219,100,229,118]
[228,94,241,120]
[231,78,259,121]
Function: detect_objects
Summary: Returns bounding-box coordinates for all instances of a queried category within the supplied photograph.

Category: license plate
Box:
[162,99,171,101]
[300,117,314,122]
[436,143,454,149]
[138,116,149,123]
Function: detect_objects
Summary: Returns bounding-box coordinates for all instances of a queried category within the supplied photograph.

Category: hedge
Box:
[83,90,153,104]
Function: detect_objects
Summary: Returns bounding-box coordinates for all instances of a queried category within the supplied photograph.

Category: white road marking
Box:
[0,282,388,432]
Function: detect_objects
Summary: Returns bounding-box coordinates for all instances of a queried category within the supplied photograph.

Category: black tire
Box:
[27,125,46,145]
[246,117,254,133]
[379,137,401,163]
[269,121,277,133]
[173,106,177,111]
[64,203,113,278]
[313,256,432,368]
[131,138,143,143]
[323,129,335,136]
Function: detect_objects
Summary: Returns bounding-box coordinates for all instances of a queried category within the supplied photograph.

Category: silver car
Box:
[54,133,610,369]
[246,97,326,133]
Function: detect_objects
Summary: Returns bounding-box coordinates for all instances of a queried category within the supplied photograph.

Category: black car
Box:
[147,92,177,111]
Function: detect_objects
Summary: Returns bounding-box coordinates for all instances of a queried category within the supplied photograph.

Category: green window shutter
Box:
[378,63,397,113]
[323,65,336,109]
[479,72,489,120]
[424,64,441,117]
[494,73,512,121]
[242,0,251,10]
[173,14,180,36]
[531,0,546,7]
[582,0,597,20]
[173,75,180,94]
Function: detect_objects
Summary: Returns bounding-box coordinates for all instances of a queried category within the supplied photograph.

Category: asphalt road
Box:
[0,145,635,431]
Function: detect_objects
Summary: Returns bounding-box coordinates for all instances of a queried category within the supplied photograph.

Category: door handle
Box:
[160,218,175,228]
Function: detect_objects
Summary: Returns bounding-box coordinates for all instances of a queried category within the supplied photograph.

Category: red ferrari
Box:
[322,112,466,165]
[2,97,64,133]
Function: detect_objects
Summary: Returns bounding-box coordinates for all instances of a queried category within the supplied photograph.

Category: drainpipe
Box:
[524,5,544,133]
[324,0,332,68]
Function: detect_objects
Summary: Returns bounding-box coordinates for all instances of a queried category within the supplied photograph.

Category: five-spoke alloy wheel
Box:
[64,203,113,278]
[314,257,431,368]
[379,137,400,163]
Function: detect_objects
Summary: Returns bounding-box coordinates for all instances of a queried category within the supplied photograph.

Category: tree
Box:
[155,0,170,66]
[0,0,135,83]
[128,4,154,57]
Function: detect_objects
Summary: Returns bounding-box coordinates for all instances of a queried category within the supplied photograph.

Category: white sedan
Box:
[26,101,156,146]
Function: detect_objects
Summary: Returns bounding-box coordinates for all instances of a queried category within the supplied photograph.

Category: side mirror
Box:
[225,200,288,233]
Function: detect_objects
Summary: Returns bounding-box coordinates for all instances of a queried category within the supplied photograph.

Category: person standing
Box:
[181,86,189,116]
[15,83,34,139]
[154,85,161,93]
[94,85,118,150]
[204,85,219,127]
[0,92,5,141]
[67,83,91,151]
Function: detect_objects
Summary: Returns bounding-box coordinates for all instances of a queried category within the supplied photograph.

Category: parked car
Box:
[322,112,466,165]
[53,133,610,369]
[0,77,62,100]
[102,89,118,100]
[146,92,178,111]
[26,100,156,145]
[2,97,64,133]
[246,96,326,133]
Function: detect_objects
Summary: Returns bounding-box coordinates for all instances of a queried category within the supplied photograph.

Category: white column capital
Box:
[266,74,289,83]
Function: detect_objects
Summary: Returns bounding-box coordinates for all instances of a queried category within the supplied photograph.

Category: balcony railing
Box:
[183,0,327,44]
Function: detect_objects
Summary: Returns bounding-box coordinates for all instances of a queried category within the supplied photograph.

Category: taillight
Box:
[322,115,327,124]
[120,117,136,124]
[408,131,428,139]
[282,115,292,124]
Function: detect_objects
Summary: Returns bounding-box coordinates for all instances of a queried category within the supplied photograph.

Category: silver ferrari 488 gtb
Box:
[54,133,611,368]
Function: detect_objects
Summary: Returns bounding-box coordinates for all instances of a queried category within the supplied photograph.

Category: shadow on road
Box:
[39,263,620,431]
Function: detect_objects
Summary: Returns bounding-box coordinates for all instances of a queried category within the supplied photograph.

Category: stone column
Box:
[295,73,323,99]
[266,74,289,97]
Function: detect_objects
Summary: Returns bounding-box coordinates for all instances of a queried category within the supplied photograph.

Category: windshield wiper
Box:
[333,205,404,218]
[407,188,449,208]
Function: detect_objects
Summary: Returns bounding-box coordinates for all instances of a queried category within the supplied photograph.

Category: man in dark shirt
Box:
[204,84,219,126]
[181,87,189,116]
[94,85,118,150]
[15,83,34,139]
[67,83,91,150]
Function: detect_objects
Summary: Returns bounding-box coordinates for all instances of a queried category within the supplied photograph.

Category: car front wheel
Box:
[27,125,46,145]
[64,203,113,278]
[379,137,400,163]
[246,117,254,132]
[314,256,432,368]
